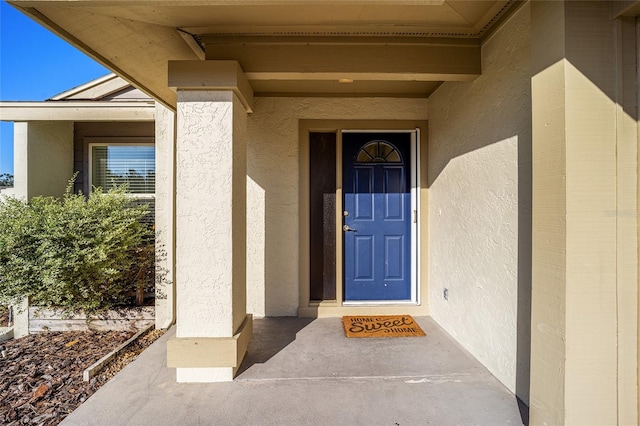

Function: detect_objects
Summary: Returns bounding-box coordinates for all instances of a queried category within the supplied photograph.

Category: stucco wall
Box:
[13,121,74,200]
[426,4,531,400]
[246,97,429,316]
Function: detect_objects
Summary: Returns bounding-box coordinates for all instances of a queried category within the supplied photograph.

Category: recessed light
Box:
[338,78,354,84]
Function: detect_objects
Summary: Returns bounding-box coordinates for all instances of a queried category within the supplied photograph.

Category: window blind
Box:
[91,145,155,195]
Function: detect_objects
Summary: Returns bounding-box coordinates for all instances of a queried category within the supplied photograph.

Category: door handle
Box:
[343,225,358,232]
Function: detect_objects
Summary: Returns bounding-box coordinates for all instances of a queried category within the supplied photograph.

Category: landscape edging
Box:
[83,323,154,382]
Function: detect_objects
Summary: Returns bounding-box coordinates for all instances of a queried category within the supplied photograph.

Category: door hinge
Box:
[413,210,417,223]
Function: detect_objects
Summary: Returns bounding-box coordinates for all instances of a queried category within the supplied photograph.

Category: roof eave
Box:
[0,101,156,122]
[8,2,193,110]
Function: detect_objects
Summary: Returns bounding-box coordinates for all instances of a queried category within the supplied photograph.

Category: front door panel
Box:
[343,132,411,301]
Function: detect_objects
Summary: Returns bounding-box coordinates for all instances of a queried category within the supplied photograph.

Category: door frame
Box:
[341,129,419,305]
[298,119,429,317]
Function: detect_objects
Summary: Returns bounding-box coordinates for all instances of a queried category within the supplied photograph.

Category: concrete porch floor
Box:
[62,317,526,425]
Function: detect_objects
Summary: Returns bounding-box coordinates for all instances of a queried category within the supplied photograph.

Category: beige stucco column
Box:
[530,1,638,425]
[166,61,253,382]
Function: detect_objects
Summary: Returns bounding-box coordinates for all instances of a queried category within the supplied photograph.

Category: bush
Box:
[0,180,153,315]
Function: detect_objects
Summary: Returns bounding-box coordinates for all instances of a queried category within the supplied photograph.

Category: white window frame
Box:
[88,138,155,200]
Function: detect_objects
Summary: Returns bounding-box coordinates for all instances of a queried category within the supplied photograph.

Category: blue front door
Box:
[343,132,412,301]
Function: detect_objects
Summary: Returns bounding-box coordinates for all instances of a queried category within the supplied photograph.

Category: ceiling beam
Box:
[201,35,479,46]
[204,41,481,82]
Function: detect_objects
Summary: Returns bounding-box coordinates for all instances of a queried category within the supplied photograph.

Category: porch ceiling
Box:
[8,0,521,108]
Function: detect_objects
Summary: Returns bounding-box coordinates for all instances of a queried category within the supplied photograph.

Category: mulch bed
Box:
[0,328,164,426]
[1,305,8,327]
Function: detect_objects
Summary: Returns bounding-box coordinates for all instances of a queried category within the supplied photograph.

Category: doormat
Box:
[342,315,425,338]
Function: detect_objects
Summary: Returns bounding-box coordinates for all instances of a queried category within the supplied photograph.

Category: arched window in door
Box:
[355,140,403,163]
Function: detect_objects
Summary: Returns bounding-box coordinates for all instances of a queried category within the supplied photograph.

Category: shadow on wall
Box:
[428,99,532,417]
[427,2,637,419]
[246,108,300,317]
[425,3,532,417]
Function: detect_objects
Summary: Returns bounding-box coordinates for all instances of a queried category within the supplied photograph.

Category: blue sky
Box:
[0,0,110,176]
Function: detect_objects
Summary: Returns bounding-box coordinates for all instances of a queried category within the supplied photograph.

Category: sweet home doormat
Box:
[342,315,426,338]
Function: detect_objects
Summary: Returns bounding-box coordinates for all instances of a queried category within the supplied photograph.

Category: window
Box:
[355,140,402,163]
[90,142,155,197]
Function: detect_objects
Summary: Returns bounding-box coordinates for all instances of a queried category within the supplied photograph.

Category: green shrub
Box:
[0,179,153,315]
